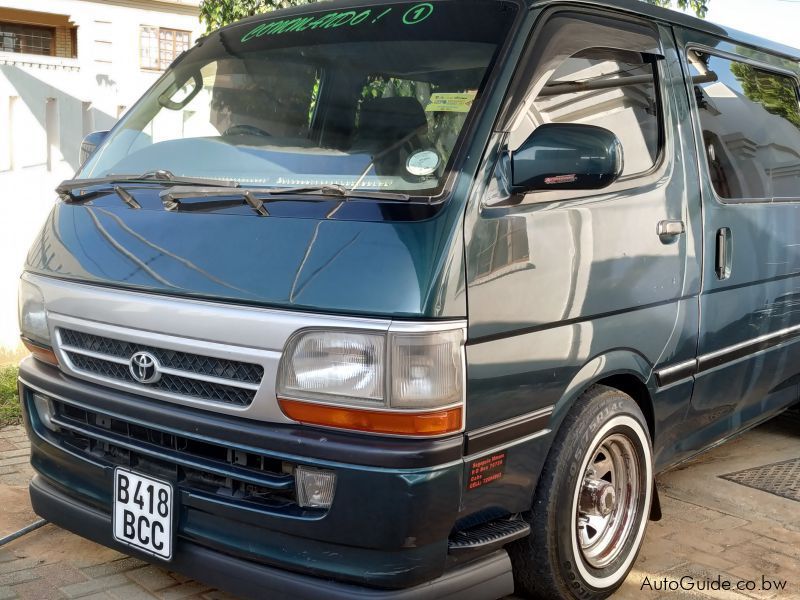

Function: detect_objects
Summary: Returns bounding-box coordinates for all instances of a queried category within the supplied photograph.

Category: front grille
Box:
[50,400,306,513]
[60,329,263,383]
[58,328,263,406]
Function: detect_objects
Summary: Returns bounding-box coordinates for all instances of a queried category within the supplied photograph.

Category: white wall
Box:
[0,0,202,351]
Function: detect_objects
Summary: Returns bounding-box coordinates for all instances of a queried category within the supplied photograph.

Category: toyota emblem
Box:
[129,351,161,384]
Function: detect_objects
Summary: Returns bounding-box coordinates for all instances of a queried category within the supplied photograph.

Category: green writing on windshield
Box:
[240,3,435,42]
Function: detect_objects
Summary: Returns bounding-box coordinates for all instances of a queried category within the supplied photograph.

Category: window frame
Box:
[494,7,670,205]
[685,43,800,206]
[139,25,191,72]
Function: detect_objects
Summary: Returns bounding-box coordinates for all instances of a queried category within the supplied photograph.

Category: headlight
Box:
[279,330,385,408]
[18,278,50,346]
[18,276,58,365]
[277,324,465,436]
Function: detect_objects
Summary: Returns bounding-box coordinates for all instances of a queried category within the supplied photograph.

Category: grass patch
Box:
[0,364,21,427]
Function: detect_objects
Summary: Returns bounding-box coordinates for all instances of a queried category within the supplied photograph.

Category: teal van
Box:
[17,0,800,597]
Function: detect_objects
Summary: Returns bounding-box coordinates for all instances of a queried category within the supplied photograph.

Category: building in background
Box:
[0,0,202,353]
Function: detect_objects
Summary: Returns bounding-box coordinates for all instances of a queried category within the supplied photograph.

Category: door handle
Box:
[716,227,732,280]
[657,220,685,243]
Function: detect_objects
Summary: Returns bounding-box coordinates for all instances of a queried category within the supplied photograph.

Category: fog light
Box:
[295,466,336,509]
[32,393,57,431]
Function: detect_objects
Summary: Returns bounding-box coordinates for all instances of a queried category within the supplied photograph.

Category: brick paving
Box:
[1,414,798,599]
[0,427,236,600]
[613,414,800,600]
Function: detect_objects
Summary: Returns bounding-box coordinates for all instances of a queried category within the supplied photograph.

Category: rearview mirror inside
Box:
[79,130,110,166]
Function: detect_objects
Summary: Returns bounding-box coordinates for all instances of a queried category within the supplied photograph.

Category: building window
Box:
[0,22,54,56]
[139,26,158,69]
[140,26,190,71]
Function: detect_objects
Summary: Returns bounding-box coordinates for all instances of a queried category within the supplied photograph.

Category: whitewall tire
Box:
[509,385,653,599]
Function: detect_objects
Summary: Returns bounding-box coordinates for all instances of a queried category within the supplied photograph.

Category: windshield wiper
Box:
[160,185,410,217]
[53,183,142,209]
[111,185,141,209]
[56,170,239,202]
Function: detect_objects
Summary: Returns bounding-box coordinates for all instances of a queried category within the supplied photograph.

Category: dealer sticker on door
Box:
[113,467,173,560]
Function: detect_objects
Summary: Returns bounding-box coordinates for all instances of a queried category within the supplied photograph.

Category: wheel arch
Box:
[510,351,659,597]
[551,350,657,444]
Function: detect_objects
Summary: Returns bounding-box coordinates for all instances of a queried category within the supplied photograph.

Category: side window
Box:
[507,12,665,179]
[688,50,800,201]
[534,49,661,175]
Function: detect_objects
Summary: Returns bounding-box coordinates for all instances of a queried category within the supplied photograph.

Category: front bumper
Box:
[30,476,513,600]
[18,357,514,597]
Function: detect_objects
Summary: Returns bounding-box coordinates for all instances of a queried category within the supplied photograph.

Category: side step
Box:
[448,517,530,554]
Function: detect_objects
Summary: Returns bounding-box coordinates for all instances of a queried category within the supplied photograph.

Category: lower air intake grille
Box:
[49,400,304,513]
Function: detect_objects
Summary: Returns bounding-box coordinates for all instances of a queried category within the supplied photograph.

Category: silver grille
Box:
[58,328,263,407]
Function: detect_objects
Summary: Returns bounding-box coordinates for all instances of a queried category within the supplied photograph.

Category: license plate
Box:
[113,468,173,560]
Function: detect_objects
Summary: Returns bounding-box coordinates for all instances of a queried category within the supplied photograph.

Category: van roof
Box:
[212,0,800,63]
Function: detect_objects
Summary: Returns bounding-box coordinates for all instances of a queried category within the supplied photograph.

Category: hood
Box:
[25,189,466,319]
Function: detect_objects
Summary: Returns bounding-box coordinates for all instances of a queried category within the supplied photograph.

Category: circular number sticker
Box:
[406,150,440,176]
[403,3,434,25]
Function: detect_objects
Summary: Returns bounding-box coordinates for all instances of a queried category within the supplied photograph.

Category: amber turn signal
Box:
[278,399,462,436]
[22,338,59,366]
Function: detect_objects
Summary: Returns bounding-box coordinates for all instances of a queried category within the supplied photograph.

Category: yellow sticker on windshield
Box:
[426,92,477,113]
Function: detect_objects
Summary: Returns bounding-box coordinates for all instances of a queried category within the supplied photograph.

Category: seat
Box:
[353,96,430,176]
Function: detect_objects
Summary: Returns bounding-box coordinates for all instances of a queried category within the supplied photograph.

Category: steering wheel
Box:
[223,124,271,137]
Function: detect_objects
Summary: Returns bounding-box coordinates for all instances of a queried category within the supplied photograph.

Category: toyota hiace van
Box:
[17,1,800,597]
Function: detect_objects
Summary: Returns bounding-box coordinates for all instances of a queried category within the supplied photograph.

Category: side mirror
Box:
[80,130,110,165]
[511,123,624,194]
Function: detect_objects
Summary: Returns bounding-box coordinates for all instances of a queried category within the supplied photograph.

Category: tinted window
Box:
[689,51,800,200]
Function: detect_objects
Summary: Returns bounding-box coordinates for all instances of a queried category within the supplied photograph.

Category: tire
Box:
[509,385,653,599]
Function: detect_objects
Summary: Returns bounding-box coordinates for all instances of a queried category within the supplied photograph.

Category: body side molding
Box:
[655,323,800,386]
[464,406,554,456]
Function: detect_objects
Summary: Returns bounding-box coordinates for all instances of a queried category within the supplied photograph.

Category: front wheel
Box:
[509,385,653,599]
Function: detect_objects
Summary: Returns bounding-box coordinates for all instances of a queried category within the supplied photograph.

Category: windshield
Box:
[79,1,517,196]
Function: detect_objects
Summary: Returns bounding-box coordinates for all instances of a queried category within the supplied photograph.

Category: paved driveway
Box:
[0,412,798,599]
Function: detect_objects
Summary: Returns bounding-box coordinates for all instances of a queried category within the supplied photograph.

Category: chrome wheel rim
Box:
[575,433,641,569]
